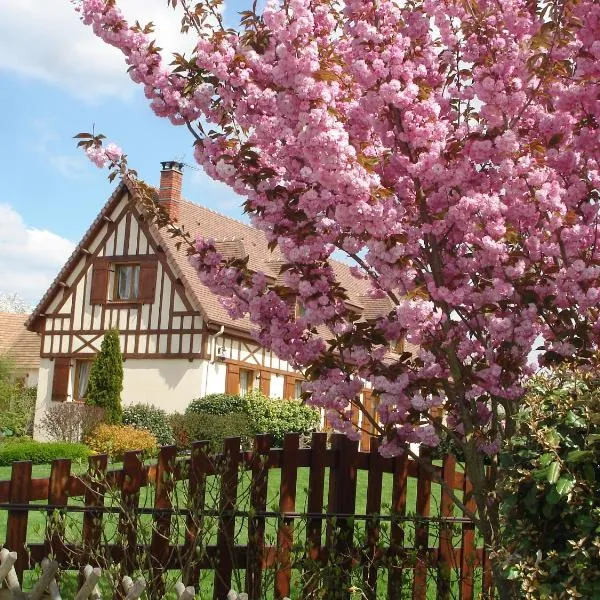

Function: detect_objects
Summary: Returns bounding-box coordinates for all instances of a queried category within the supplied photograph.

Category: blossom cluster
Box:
[77,0,600,457]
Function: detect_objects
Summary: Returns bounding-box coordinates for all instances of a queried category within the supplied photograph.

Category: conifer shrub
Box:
[86,329,124,424]
[122,403,174,446]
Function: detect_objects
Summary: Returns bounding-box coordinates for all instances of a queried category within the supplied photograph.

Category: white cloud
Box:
[0,1,197,102]
[0,204,75,305]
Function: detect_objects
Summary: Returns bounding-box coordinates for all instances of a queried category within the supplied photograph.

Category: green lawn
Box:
[0,461,479,599]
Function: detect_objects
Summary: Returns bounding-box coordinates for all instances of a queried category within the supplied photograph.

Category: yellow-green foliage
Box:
[86,424,157,457]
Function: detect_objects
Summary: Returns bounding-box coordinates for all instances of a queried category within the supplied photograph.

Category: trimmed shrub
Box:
[0,440,90,466]
[86,329,124,424]
[186,393,245,416]
[500,367,600,597]
[86,424,157,458]
[122,404,174,446]
[242,391,320,446]
[40,403,105,443]
[170,411,254,452]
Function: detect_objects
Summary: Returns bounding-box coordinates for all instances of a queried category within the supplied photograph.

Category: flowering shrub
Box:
[86,424,157,458]
[500,367,600,598]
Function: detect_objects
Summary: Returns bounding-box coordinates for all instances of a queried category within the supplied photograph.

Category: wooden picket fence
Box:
[0,433,494,599]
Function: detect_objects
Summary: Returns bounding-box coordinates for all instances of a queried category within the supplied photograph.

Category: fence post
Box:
[275,433,299,599]
[6,461,32,584]
[437,454,457,600]
[246,433,273,600]
[213,437,240,600]
[327,433,358,600]
[149,445,177,599]
[116,451,143,600]
[82,454,108,567]
[302,431,327,598]
[184,440,210,588]
[388,451,408,599]
[46,458,72,563]
[364,437,383,600]
[412,448,432,600]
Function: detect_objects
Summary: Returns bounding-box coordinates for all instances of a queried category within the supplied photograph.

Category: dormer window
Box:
[114,264,140,301]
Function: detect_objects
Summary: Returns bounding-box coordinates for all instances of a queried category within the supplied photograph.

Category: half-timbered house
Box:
[27,162,399,443]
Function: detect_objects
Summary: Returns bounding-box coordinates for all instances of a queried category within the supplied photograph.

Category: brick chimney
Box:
[159,161,184,221]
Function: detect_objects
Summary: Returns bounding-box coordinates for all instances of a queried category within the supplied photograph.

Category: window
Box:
[294,380,303,400]
[239,369,255,396]
[113,264,140,301]
[73,360,92,401]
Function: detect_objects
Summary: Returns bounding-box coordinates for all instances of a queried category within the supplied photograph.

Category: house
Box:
[0,312,41,387]
[27,162,398,443]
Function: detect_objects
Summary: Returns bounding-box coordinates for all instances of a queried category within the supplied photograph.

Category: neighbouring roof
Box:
[27,178,395,337]
[0,313,40,369]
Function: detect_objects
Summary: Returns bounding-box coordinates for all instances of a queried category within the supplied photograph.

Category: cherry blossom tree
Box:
[74,0,600,594]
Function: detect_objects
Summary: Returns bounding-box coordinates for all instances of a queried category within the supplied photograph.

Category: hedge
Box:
[123,403,174,446]
[86,424,158,458]
[186,394,246,416]
[0,440,90,466]
[170,411,254,453]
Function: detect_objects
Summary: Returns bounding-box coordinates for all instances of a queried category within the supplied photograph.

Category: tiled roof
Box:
[27,177,394,338]
[152,198,387,333]
[0,313,40,369]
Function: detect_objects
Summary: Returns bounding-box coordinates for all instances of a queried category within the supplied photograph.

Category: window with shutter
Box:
[225,364,240,394]
[139,261,158,303]
[51,357,71,401]
[284,375,296,399]
[90,260,109,305]
[259,370,271,397]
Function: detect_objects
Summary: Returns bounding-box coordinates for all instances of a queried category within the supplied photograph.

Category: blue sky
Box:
[0,0,249,305]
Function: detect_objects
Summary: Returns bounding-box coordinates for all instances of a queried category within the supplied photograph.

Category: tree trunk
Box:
[461,442,516,600]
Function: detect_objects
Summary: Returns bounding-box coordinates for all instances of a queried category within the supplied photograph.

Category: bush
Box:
[39,403,105,443]
[0,356,36,438]
[0,440,90,465]
[122,404,174,446]
[500,367,600,597]
[186,393,246,415]
[243,391,320,446]
[86,329,124,424]
[170,411,254,452]
[86,424,157,458]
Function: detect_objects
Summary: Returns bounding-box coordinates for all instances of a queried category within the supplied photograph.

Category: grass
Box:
[0,458,482,599]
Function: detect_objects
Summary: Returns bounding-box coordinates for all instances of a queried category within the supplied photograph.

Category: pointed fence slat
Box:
[302,431,327,599]
[388,452,409,599]
[213,437,240,600]
[6,460,32,583]
[184,440,210,588]
[412,449,432,600]
[246,434,273,600]
[46,458,71,562]
[364,436,384,600]
[117,452,143,599]
[275,433,299,599]
[437,454,457,599]
[149,445,177,599]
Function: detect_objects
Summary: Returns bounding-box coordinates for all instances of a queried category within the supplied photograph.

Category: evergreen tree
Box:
[86,329,123,424]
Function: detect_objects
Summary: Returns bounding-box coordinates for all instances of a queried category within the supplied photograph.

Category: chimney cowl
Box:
[158,161,184,221]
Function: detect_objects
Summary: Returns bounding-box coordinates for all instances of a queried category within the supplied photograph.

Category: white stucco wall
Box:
[202,360,227,396]
[270,373,284,398]
[121,358,205,413]
[33,358,57,440]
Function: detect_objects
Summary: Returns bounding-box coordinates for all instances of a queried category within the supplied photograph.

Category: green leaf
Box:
[555,474,575,496]
[547,460,561,484]
[539,452,554,467]
[566,450,593,463]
